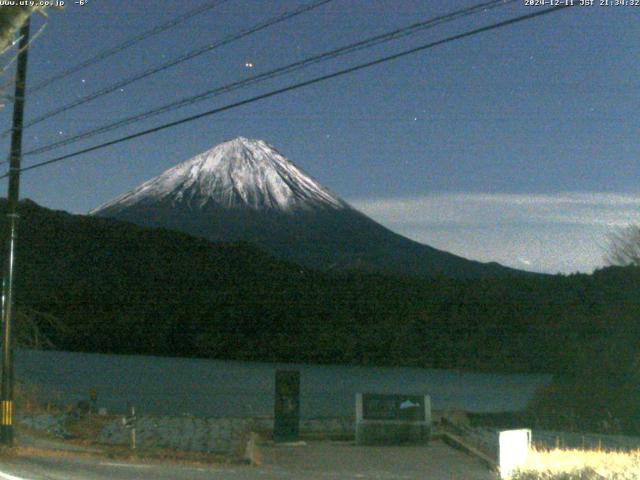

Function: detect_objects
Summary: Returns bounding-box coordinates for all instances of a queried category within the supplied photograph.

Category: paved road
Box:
[0,441,497,479]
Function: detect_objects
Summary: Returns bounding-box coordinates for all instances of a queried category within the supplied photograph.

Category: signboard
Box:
[362,394,426,422]
[273,370,300,442]
[355,393,431,445]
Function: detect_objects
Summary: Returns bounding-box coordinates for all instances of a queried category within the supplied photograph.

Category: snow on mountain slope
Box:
[92,137,347,214]
[91,137,529,278]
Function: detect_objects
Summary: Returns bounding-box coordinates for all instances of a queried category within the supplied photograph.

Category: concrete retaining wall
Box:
[98,415,355,453]
[356,422,431,445]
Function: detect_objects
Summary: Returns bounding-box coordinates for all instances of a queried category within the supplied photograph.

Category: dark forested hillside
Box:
[2,200,640,378]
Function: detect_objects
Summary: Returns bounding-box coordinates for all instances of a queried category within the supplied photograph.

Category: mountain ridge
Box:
[92,137,531,278]
[92,137,347,214]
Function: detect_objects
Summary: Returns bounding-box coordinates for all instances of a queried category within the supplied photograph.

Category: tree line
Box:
[4,200,640,433]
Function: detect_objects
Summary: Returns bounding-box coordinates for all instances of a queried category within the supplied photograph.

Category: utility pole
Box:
[1,18,30,446]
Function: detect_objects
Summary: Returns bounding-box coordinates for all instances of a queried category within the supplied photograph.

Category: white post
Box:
[130,406,136,450]
[355,394,363,423]
[423,395,431,425]
[499,429,531,478]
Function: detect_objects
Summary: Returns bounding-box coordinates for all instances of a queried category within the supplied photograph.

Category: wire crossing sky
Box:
[8,4,571,176]
[0,0,333,138]
[22,0,515,157]
[27,0,231,94]
[1,0,638,274]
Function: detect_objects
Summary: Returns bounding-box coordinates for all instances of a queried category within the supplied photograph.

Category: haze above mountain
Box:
[92,137,527,278]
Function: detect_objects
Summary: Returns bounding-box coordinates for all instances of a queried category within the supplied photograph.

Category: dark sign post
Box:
[273,370,300,442]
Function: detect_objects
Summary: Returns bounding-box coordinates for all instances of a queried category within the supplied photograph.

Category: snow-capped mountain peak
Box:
[91,137,524,278]
[92,137,347,214]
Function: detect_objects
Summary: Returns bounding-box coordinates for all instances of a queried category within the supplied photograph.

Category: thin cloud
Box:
[349,192,640,274]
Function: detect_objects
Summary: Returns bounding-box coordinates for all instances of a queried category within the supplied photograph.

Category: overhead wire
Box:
[0,0,333,140]
[1,4,574,179]
[0,20,48,78]
[24,0,516,158]
[0,21,49,109]
[28,0,231,94]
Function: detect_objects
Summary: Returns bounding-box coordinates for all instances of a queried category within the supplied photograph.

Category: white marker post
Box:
[499,429,531,478]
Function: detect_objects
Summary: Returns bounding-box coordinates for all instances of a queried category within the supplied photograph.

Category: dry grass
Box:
[14,381,67,414]
[232,431,262,466]
[510,447,640,479]
[64,413,117,441]
[14,382,48,413]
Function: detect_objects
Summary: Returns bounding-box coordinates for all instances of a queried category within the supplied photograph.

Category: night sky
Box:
[0,0,638,273]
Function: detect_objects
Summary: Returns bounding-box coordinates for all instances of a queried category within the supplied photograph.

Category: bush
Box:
[509,448,640,480]
[511,468,602,480]
[526,329,640,435]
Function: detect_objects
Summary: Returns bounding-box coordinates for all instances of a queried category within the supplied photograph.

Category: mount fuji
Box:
[91,137,524,278]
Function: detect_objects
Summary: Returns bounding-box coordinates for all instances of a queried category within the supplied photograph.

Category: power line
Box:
[24,0,515,157]
[3,5,573,180]
[14,4,571,175]
[28,0,231,94]
[1,0,333,140]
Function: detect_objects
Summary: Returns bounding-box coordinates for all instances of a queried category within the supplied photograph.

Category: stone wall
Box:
[98,415,355,453]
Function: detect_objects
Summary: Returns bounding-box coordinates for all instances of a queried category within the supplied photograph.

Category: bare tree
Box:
[14,307,69,350]
[605,225,640,267]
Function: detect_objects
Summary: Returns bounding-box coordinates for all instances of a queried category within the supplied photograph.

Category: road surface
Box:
[0,441,497,479]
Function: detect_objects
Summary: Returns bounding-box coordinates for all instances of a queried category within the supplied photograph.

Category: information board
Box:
[362,394,426,422]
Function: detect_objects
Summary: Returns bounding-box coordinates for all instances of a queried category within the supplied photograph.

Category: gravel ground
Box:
[260,440,497,480]
[0,440,498,480]
[9,415,499,480]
